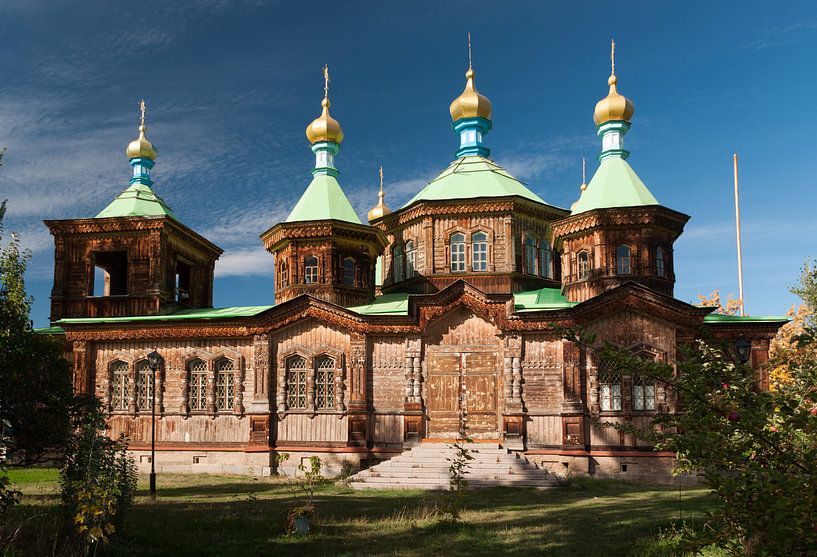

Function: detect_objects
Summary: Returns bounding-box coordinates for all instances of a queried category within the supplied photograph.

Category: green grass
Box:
[5,471,720,557]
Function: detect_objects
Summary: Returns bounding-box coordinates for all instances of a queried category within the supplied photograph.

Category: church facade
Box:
[42,48,785,480]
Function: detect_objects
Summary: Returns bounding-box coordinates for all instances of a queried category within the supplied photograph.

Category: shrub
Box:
[59,400,137,550]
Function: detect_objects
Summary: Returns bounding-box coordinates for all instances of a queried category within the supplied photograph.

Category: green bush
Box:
[59,400,137,549]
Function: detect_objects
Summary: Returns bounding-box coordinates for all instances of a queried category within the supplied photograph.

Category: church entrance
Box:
[426,351,499,439]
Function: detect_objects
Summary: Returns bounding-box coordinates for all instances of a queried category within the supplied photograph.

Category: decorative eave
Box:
[260,219,389,255]
[569,281,712,329]
[551,205,690,241]
[44,215,223,258]
[372,195,569,231]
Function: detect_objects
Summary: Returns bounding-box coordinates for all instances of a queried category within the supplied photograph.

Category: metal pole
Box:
[733,154,745,316]
[149,363,157,500]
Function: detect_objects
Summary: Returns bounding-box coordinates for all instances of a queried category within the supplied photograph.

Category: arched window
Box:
[632,374,656,411]
[343,257,356,286]
[393,244,405,282]
[215,358,235,411]
[304,256,319,284]
[450,233,466,272]
[655,246,666,278]
[136,360,152,412]
[279,259,288,288]
[405,240,416,278]
[315,356,336,410]
[525,236,537,275]
[539,240,552,279]
[471,232,488,272]
[616,245,631,275]
[111,361,129,411]
[188,359,207,411]
[286,356,308,409]
[598,361,622,411]
[577,251,589,280]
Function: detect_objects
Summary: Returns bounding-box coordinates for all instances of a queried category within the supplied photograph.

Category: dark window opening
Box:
[92,251,128,296]
[175,260,192,303]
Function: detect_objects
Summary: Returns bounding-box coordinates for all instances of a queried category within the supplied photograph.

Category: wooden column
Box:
[347,333,368,446]
[250,334,270,413]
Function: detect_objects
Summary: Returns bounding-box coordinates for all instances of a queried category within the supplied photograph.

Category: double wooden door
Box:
[426,352,498,438]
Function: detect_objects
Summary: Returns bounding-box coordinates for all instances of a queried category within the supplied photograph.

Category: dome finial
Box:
[368,165,392,222]
[593,38,634,126]
[306,64,344,145]
[468,32,473,71]
[126,98,157,161]
[581,157,587,191]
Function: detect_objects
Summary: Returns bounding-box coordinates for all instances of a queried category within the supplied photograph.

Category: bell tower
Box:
[45,101,222,322]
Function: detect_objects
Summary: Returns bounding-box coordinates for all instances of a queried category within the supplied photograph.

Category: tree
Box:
[696,289,742,315]
[770,261,817,389]
[0,200,75,465]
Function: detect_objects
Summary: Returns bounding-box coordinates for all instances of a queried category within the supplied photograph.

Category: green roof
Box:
[514,287,577,312]
[286,174,361,224]
[34,326,65,335]
[404,156,549,208]
[570,157,658,215]
[347,292,410,315]
[58,305,274,325]
[703,314,789,324]
[375,256,383,288]
[96,183,178,219]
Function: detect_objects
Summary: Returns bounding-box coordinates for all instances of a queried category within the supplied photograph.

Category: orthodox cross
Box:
[379,165,384,194]
[323,64,330,99]
[467,32,472,70]
[610,38,616,76]
[139,99,147,127]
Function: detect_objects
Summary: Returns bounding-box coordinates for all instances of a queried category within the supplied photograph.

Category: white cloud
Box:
[215,247,274,278]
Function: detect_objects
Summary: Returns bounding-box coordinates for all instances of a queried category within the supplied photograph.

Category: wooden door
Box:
[426,353,462,437]
[463,352,498,436]
[426,352,498,438]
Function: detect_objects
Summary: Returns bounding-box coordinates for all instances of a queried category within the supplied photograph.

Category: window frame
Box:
[539,239,552,279]
[135,360,153,413]
[577,250,590,281]
[393,244,405,282]
[110,360,129,412]
[655,246,666,278]
[279,259,288,288]
[450,233,466,273]
[342,256,356,286]
[471,232,488,272]
[405,240,416,278]
[286,355,308,410]
[524,236,537,275]
[214,358,235,412]
[616,245,632,275]
[315,356,336,410]
[304,255,319,284]
[188,359,208,412]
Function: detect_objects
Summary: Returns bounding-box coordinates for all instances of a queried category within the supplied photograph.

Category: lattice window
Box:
[598,363,622,411]
[450,233,466,272]
[304,256,319,284]
[471,232,487,272]
[539,240,552,279]
[111,361,129,411]
[136,360,153,412]
[578,251,589,280]
[656,246,665,278]
[279,259,288,288]
[315,356,336,410]
[287,356,307,409]
[525,236,537,275]
[393,244,404,281]
[215,359,235,411]
[632,375,656,411]
[405,241,416,277]
[189,359,207,411]
[616,245,632,275]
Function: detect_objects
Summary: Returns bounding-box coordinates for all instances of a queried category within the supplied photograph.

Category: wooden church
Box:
[42,46,785,481]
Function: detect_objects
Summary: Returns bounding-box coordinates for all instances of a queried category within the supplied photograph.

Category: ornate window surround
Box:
[589,343,666,417]
[276,345,346,417]
[444,225,493,273]
[181,349,245,418]
[101,350,164,416]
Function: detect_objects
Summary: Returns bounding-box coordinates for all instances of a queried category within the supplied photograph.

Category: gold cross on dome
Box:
[468,32,472,70]
[139,99,146,127]
[610,38,616,76]
[323,64,330,99]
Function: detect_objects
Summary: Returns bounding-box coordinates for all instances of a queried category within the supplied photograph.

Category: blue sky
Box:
[0,1,814,327]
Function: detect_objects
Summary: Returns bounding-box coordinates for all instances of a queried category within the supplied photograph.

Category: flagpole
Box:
[733,153,745,316]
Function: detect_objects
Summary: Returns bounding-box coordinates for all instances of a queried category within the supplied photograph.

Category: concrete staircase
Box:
[347,443,559,490]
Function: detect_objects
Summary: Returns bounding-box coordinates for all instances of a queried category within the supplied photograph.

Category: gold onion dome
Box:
[306,97,344,144]
[368,166,391,221]
[449,67,492,121]
[126,100,157,160]
[593,40,634,125]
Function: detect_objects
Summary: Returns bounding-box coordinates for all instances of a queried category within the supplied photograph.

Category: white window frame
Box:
[304,256,319,284]
[450,233,466,272]
[471,232,488,272]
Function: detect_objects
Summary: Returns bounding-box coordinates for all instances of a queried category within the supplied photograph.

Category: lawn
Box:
[5,469,720,557]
